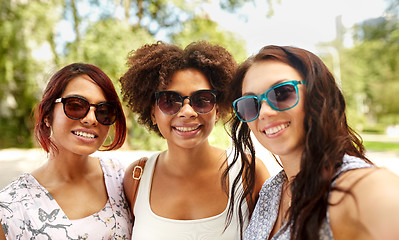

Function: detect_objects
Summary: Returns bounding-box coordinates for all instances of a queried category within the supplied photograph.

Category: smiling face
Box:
[49,74,110,157]
[151,68,218,150]
[242,60,306,162]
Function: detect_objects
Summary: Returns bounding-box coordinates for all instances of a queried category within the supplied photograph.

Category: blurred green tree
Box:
[345,11,399,129]
[171,16,248,63]
[0,0,277,149]
[0,0,61,148]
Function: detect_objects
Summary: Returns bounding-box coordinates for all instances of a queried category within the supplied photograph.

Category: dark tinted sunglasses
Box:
[233,80,306,122]
[55,96,117,125]
[155,90,217,115]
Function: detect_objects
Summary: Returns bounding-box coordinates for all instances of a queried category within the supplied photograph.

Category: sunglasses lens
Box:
[234,97,259,122]
[267,84,298,110]
[191,91,216,114]
[157,92,182,115]
[64,98,89,119]
[63,97,117,125]
[95,103,117,125]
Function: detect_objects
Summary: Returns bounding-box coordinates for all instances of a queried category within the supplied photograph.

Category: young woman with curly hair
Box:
[119,41,270,240]
[229,45,399,240]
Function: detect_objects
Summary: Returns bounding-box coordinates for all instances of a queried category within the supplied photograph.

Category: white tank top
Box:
[131,148,248,240]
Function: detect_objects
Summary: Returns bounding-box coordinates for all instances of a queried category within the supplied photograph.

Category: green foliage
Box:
[0,0,60,148]
[209,123,232,150]
[0,0,273,149]
[220,0,280,17]
[127,117,167,151]
[353,18,399,123]
[64,18,154,82]
[337,10,399,132]
[171,17,248,62]
[364,141,399,153]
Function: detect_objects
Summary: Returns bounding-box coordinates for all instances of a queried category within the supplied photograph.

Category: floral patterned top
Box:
[0,157,133,240]
[244,155,373,240]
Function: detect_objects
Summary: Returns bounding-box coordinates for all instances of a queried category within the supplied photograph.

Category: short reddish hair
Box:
[34,63,126,152]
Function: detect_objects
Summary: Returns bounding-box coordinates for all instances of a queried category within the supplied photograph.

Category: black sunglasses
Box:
[55,96,117,125]
[154,90,217,115]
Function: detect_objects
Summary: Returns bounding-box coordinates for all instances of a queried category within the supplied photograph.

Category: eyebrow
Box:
[242,79,295,96]
[63,94,85,98]
[242,92,257,97]
[62,94,108,104]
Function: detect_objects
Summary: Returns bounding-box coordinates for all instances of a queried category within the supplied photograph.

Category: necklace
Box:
[280,179,292,225]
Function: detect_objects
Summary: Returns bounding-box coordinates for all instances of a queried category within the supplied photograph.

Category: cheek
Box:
[52,108,70,129]
[247,121,258,133]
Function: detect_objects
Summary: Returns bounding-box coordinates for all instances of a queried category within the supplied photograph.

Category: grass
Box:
[363,141,399,153]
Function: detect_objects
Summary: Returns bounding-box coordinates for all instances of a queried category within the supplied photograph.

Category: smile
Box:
[72,131,97,139]
[174,125,200,132]
[264,123,290,136]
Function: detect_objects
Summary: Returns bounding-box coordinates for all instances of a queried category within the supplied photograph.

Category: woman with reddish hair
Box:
[229,45,399,240]
[0,63,132,239]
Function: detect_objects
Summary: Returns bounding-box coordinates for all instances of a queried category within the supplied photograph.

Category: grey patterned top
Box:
[0,157,133,239]
[244,155,373,240]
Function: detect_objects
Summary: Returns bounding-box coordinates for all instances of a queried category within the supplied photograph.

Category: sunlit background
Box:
[0,0,398,187]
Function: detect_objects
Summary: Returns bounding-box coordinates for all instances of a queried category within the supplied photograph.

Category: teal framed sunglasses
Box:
[233,80,306,122]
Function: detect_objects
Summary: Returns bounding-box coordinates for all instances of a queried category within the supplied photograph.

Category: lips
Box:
[264,122,290,136]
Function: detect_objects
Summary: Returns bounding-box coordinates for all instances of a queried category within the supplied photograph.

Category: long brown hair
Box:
[227,45,372,239]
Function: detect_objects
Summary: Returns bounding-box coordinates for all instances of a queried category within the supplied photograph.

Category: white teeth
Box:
[74,131,96,138]
[175,126,199,132]
[265,123,290,135]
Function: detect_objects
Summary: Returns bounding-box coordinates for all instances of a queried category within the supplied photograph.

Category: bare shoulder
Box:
[336,167,399,197]
[331,167,399,239]
[123,157,148,205]
[254,156,270,184]
[244,154,270,196]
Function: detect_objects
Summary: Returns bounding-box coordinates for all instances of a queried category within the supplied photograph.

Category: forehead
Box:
[62,74,106,101]
[163,68,211,92]
[242,60,302,94]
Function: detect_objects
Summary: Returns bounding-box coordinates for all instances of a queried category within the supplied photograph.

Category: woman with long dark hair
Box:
[228,45,399,239]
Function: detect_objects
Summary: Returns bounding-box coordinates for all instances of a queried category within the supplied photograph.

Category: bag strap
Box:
[130,157,148,210]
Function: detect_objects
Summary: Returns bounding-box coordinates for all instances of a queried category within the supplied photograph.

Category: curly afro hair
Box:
[119,41,237,137]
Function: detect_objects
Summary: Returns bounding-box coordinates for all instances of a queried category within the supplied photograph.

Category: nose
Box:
[177,99,197,118]
[258,100,277,120]
[81,106,98,125]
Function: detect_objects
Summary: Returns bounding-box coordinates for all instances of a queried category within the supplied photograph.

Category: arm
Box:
[123,157,147,219]
[332,168,399,239]
[244,155,270,214]
[0,222,6,240]
[253,157,270,202]
[123,162,136,216]
[354,168,399,239]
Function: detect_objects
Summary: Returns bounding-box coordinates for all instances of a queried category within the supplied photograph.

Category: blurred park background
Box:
[1,0,399,186]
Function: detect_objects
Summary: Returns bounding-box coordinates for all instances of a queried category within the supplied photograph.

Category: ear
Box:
[215,106,219,122]
[44,117,51,128]
[151,106,157,125]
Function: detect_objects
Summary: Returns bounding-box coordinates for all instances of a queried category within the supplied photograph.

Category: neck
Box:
[160,144,225,176]
[279,154,302,181]
[39,151,96,181]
